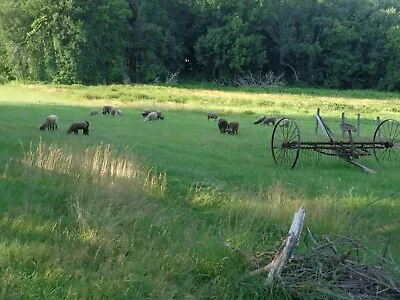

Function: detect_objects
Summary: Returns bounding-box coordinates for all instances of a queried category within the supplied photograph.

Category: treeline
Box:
[0,0,399,90]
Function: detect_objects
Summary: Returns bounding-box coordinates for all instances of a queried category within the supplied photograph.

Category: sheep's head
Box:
[39,124,46,130]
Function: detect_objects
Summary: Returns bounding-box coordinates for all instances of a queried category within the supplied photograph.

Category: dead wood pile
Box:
[226,206,400,299]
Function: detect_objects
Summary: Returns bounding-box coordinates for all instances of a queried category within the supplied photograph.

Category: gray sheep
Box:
[89,109,99,116]
[254,115,266,125]
[261,116,276,126]
[141,109,164,120]
[227,121,239,135]
[207,112,218,120]
[155,110,164,120]
[67,121,89,135]
[111,108,122,117]
[280,118,290,127]
[39,114,58,131]
[144,111,158,121]
[141,109,152,117]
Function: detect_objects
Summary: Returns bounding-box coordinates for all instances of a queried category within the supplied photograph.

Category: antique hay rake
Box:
[271,115,400,173]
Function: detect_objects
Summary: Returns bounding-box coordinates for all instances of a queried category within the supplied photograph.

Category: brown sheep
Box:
[39,115,58,131]
[66,121,89,135]
[261,116,276,126]
[102,105,113,115]
[227,121,239,135]
[218,118,228,133]
[207,112,218,120]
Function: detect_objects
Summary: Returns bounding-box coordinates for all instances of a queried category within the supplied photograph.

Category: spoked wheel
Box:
[373,119,400,163]
[271,118,301,169]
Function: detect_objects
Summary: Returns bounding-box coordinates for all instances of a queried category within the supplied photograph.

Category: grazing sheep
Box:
[141,109,152,117]
[227,121,239,135]
[144,111,158,122]
[141,109,164,120]
[155,110,164,120]
[280,118,290,127]
[114,109,122,117]
[254,115,267,125]
[261,116,276,126]
[89,109,99,116]
[67,121,89,135]
[218,118,228,133]
[207,112,218,120]
[102,105,113,115]
[39,115,58,131]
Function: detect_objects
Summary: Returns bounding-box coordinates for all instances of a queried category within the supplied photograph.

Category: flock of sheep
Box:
[39,114,89,135]
[38,105,123,135]
[39,105,284,136]
[207,112,287,135]
[38,105,165,135]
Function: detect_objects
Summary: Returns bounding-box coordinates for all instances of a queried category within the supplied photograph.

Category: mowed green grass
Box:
[0,83,399,299]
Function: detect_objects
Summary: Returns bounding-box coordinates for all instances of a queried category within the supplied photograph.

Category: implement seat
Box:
[340,123,357,159]
[340,123,357,133]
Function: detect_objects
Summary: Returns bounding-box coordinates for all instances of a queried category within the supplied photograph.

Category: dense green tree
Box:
[195,0,267,79]
[0,0,399,89]
[75,0,131,84]
[0,0,83,83]
[0,26,12,83]
[383,25,400,90]
[0,0,130,84]
[128,0,191,82]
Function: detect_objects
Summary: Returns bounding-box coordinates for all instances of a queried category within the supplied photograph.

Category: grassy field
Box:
[0,82,399,299]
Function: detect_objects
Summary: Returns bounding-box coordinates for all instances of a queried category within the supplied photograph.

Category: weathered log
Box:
[265,206,306,284]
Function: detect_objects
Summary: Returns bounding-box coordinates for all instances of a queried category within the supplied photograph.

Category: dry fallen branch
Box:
[214,71,286,87]
[225,207,400,299]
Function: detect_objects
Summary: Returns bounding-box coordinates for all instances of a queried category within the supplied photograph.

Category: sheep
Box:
[218,118,228,133]
[207,112,218,120]
[141,109,164,120]
[102,105,113,115]
[141,109,152,117]
[144,111,158,121]
[66,121,89,135]
[155,110,164,120]
[110,107,122,117]
[89,109,99,116]
[261,116,276,126]
[39,115,58,131]
[227,121,239,135]
[280,118,290,127]
[254,115,266,125]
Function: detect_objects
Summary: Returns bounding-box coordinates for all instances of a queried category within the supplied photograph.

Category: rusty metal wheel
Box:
[271,118,301,169]
[373,119,400,163]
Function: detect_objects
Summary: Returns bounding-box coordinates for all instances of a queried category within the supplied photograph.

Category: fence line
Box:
[316,108,381,139]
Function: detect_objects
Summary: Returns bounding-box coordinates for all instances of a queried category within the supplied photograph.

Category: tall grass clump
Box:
[0,141,177,298]
[22,140,167,195]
